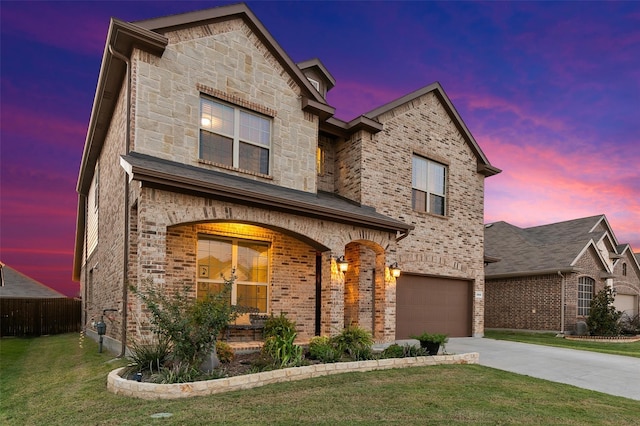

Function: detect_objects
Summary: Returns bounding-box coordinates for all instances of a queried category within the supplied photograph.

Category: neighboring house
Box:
[484,215,640,334]
[0,262,66,298]
[72,3,499,353]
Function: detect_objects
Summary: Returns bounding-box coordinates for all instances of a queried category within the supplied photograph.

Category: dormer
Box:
[297,58,336,99]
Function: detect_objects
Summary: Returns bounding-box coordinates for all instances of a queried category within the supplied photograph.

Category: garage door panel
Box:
[396,275,471,338]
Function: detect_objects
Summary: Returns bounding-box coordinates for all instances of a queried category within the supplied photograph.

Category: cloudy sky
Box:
[1,1,638,296]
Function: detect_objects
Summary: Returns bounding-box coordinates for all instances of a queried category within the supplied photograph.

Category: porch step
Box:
[226,340,311,354]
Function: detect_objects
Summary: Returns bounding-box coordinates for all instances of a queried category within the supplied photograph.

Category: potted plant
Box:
[411,332,448,355]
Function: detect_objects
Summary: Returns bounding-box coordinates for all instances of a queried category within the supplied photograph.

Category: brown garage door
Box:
[396,274,472,338]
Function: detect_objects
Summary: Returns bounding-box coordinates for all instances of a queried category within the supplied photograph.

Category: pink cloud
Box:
[484,136,640,250]
[1,104,87,150]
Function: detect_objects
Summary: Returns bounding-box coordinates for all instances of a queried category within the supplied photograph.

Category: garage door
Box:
[615,294,638,317]
[396,274,472,338]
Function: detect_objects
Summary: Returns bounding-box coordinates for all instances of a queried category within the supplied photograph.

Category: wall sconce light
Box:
[336,255,349,273]
[389,262,401,278]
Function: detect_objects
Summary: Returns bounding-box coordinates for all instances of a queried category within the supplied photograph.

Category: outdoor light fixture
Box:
[336,255,349,273]
[389,262,401,278]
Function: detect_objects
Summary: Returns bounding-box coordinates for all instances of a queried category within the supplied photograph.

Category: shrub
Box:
[381,343,405,359]
[215,341,235,364]
[331,326,374,361]
[150,362,200,384]
[130,275,241,370]
[263,312,297,339]
[123,335,171,377]
[261,312,304,367]
[619,312,640,336]
[587,287,622,336]
[308,336,340,363]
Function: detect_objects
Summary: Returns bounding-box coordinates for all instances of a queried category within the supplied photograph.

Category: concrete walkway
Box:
[445,337,640,401]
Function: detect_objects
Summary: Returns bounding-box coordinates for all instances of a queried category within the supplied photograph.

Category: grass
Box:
[485,330,640,358]
[1,334,639,425]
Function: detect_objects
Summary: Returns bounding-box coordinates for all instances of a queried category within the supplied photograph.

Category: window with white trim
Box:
[199,97,271,175]
[578,276,595,316]
[197,236,269,313]
[412,155,446,215]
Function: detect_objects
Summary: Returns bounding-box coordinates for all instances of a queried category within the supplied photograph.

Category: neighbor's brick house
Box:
[72,3,499,353]
[484,215,640,333]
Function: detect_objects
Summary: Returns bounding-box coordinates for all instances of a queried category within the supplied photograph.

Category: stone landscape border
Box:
[107,352,479,400]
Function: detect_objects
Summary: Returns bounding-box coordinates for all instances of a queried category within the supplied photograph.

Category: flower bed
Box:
[107,352,479,400]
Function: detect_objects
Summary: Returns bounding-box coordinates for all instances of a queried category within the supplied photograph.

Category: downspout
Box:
[108,44,131,358]
[558,271,565,335]
[83,194,88,328]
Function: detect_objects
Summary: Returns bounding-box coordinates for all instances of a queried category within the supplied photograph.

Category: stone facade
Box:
[76,4,498,352]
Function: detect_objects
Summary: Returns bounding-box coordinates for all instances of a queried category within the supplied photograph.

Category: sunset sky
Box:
[1,1,638,297]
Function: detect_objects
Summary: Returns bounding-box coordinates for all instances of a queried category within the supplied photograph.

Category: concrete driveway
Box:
[445,337,640,401]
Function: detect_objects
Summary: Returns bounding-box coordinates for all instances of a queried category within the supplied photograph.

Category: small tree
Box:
[587,287,622,336]
[131,274,240,370]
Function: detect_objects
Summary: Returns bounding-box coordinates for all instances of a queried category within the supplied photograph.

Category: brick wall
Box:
[358,92,488,336]
[485,274,562,330]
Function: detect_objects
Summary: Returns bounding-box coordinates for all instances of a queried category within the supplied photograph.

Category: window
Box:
[316,146,325,176]
[307,77,320,91]
[197,237,269,313]
[578,276,595,316]
[412,155,446,215]
[200,98,271,175]
[622,263,627,276]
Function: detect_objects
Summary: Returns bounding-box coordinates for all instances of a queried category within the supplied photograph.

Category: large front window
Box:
[200,98,271,175]
[412,155,446,215]
[578,276,595,316]
[197,237,269,313]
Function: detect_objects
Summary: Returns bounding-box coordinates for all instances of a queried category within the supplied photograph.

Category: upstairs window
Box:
[197,237,269,314]
[622,262,627,276]
[578,276,595,316]
[412,155,446,215]
[200,98,271,175]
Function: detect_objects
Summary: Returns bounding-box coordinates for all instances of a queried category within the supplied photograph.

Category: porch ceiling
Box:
[121,152,413,234]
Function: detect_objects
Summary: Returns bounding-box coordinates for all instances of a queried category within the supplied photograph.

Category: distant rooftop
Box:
[0,262,66,298]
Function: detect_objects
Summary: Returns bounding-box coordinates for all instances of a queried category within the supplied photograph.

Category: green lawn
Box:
[485,330,640,358]
[1,333,638,425]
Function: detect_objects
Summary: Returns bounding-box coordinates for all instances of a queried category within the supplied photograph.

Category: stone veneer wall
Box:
[131,18,318,193]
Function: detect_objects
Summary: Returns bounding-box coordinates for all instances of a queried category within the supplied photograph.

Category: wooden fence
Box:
[1,298,81,337]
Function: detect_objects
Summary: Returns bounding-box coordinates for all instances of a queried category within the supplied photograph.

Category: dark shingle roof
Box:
[121,152,413,235]
[0,263,66,298]
[485,215,608,277]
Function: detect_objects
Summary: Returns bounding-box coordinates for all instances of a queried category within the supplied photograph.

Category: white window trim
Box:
[577,276,595,316]
[412,155,447,216]
[199,97,272,175]
[197,236,270,314]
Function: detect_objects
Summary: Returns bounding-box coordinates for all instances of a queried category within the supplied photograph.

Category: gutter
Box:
[108,44,131,358]
[486,267,578,280]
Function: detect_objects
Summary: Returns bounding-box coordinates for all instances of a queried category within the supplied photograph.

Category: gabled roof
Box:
[363,82,501,177]
[484,215,620,278]
[0,263,66,299]
[77,2,334,197]
[120,152,414,235]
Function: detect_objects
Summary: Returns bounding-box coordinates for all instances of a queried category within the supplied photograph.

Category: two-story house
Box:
[72,3,499,354]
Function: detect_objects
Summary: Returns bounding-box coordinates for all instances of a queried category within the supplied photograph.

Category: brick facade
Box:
[76,5,497,351]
